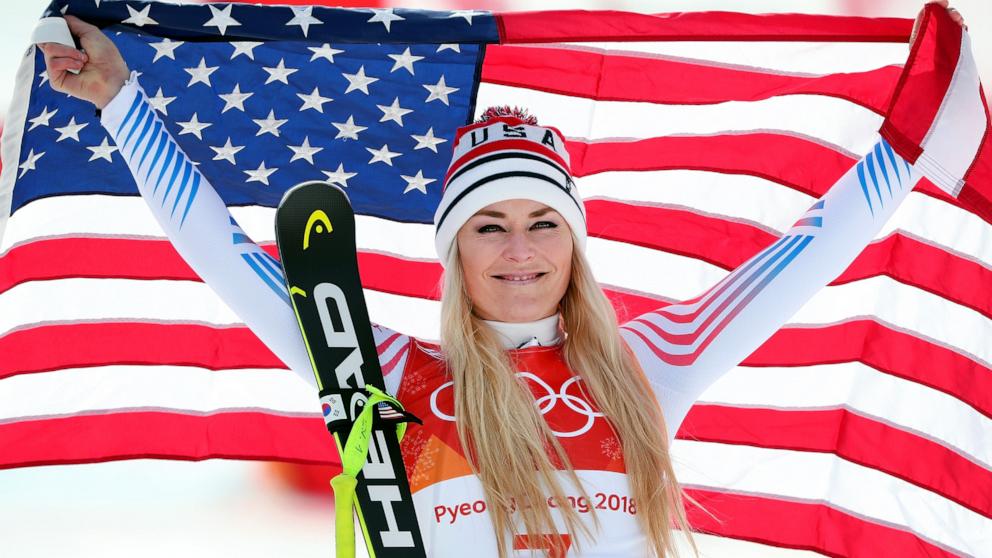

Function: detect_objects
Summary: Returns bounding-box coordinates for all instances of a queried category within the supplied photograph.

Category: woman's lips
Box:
[493,272,547,284]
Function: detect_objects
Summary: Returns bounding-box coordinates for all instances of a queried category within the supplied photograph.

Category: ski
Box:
[274,181,425,558]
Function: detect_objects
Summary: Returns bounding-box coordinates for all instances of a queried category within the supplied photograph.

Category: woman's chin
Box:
[483,302,556,323]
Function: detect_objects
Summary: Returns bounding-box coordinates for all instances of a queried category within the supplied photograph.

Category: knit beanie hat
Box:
[433,107,586,266]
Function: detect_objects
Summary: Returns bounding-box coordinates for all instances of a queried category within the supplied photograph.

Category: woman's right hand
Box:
[38,15,130,110]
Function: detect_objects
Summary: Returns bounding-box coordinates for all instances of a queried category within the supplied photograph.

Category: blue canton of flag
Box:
[16,0,498,223]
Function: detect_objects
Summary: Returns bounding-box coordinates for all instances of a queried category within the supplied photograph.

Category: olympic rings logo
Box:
[429,372,604,438]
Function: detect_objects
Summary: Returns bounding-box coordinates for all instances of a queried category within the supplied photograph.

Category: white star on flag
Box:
[54,117,88,142]
[253,110,288,137]
[286,6,322,37]
[287,137,323,164]
[262,58,298,85]
[388,47,423,75]
[149,38,183,62]
[377,97,413,126]
[322,163,357,187]
[209,138,244,165]
[86,137,117,163]
[401,170,436,194]
[424,75,459,105]
[147,87,176,115]
[123,4,157,27]
[230,41,261,60]
[184,57,218,87]
[244,161,277,185]
[331,115,366,140]
[203,4,241,36]
[218,83,252,113]
[309,43,344,63]
[411,127,447,152]
[447,10,485,25]
[367,8,404,32]
[177,113,211,140]
[28,106,58,131]
[297,86,332,113]
[366,144,401,166]
[18,148,44,178]
[437,44,460,53]
[38,70,49,86]
[342,66,378,95]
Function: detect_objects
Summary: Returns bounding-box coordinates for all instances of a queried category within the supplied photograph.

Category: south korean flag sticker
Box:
[320,393,347,426]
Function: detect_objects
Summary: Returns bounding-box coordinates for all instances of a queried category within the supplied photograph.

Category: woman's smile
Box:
[455,199,573,322]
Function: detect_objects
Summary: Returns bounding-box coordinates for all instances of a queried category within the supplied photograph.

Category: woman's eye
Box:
[478,224,504,233]
[531,221,557,230]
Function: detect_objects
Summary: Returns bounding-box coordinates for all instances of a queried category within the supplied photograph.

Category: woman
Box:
[39,2,968,557]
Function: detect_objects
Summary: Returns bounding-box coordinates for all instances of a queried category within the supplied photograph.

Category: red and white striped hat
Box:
[433,107,586,266]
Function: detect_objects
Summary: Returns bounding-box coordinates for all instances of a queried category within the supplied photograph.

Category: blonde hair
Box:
[439,239,698,558]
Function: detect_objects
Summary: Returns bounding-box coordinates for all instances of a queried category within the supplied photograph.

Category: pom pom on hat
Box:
[433,107,586,266]
[476,105,539,125]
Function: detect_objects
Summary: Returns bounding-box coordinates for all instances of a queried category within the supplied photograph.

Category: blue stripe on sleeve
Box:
[865,152,883,208]
[881,140,903,188]
[179,172,200,227]
[162,157,186,204]
[873,142,892,197]
[115,92,144,138]
[153,141,178,195]
[170,160,195,216]
[144,130,169,185]
[137,120,164,170]
[121,102,150,154]
[254,250,285,282]
[856,161,875,216]
[126,110,156,166]
[241,253,291,305]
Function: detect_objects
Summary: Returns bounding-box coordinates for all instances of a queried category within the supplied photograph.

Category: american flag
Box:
[0,1,989,556]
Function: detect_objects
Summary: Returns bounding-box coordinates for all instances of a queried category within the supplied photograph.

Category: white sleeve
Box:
[99,75,321,386]
[620,136,921,437]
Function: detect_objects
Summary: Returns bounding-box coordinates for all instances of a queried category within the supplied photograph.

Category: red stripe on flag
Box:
[681,405,992,519]
[746,320,992,421]
[0,322,284,379]
[880,5,963,163]
[587,201,992,322]
[684,487,960,558]
[0,411,339,470]
[482,45,900,114]
[564,136,963,211]
[4,318,988,421]
[497,11,912,44]
[5,227,990,324]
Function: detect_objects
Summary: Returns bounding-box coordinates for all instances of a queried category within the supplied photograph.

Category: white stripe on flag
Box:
[673,441,990,554]
[477,83,882,156]
[3,275,988,368]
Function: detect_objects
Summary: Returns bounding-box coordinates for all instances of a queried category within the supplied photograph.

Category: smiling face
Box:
[455,199,574,323]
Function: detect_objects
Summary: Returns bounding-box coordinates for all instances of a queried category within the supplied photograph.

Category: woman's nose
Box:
[502,232,536,262]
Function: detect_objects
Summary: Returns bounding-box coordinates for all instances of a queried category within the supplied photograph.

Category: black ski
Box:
[274,181,425,558]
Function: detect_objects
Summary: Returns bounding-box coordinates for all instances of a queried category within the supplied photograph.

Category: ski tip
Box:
[278,180,351,210]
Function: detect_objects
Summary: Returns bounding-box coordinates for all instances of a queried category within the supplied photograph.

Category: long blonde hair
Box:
[439,239,698,558]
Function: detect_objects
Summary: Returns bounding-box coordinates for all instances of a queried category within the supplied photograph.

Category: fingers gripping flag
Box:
[0,1,990,556]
